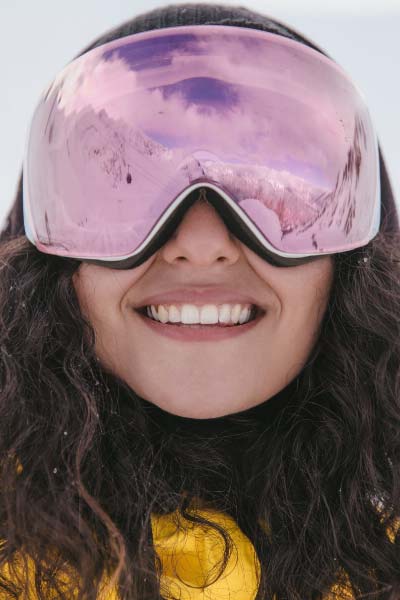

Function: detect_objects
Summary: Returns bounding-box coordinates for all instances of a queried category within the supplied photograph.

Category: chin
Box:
[153,400,246,420]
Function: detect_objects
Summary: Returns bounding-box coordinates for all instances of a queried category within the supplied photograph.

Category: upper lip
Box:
[133,287,265,310]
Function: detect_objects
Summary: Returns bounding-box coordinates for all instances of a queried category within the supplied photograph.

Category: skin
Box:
[73,193,334,419]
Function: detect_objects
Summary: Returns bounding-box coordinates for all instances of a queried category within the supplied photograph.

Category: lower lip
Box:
[135,309,265,341]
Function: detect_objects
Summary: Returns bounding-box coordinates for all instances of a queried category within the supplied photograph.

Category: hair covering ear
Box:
[1,170,24,241]
[1,2,398,242]
[378,144,399,233]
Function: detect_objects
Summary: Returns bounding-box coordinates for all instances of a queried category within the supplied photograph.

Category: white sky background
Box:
[1,0,399,227]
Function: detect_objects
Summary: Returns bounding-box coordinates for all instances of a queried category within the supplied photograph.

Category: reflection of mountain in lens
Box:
[237,199,283,249]
[49,104,371,255]
[203,161,326,229]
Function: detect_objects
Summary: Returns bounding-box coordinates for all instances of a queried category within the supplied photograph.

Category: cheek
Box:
[72,269,124,363]
[275,259,334,365]
[78,297,131,377]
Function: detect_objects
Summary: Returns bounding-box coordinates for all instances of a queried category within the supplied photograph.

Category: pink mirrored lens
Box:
[23,25,380,259]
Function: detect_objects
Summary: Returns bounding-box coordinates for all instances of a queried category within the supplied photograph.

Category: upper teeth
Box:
[145,303,255,325]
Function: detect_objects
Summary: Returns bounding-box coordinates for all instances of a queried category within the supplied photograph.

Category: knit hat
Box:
[2,3,398,239]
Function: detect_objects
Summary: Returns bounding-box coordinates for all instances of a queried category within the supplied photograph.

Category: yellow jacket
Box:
[3,503,397,599]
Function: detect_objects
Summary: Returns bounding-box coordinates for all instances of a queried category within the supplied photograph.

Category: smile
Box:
[134,304,266,342]
[137,302,260,326]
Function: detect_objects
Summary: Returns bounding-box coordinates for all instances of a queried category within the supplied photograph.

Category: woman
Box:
[0,3,399,599]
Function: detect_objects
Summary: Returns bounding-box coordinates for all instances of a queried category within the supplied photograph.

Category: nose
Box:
[159,189,241,267]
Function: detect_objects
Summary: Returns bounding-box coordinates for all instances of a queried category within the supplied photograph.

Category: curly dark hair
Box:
[0,4,399,599]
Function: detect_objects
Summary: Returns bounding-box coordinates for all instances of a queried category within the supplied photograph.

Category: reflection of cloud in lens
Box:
[101,30,351,184]
[48,53,138,116]
[45,27,356,187]
[45,26,374,202]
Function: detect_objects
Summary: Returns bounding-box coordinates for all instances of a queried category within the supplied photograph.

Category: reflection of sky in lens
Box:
[102,34,199,71]
[48,26,364,192]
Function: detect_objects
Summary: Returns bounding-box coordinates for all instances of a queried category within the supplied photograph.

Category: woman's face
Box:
[73,193,334,419]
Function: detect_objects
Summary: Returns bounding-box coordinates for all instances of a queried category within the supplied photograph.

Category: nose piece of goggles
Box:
[22,24,381,269]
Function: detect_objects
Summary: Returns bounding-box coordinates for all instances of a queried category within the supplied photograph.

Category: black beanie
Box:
[79,3,324,54]
[2,2,398,239]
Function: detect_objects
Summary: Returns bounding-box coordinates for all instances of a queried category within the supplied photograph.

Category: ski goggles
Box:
[23,24,380,268]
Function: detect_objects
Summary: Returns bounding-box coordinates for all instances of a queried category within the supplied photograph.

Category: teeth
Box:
[231,304,241,322]
[144,303,255,326]
[219,304,231,324]
[181,305,199,324]
[158,305,169,324]
[168,305,181,323]
[200,305,219,324]
[239,307,250,324]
